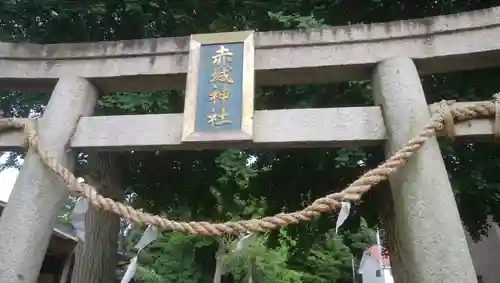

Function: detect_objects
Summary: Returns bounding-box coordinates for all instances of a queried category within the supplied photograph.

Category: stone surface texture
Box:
[1,7,500,92]
[0,103,494,151]
[372,57,477,283]
[0,77,98,283]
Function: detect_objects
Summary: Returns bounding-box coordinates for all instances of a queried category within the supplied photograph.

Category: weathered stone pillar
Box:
[372,57,477,283]
[0,76,98,283]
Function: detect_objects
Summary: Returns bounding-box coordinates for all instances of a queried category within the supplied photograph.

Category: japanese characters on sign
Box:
[207,45,234,127]
[182,30,254,143]
[191,42,244,134]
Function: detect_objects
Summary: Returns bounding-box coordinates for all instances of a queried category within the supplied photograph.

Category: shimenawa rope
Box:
[0,97,499,236]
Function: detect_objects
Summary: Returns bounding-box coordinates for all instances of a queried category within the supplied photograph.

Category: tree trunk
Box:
[247,257,256,283]
[213,257,224,283]
[70,152,123,283]
[213,241,226,283]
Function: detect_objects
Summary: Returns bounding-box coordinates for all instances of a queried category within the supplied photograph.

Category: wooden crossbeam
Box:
[0,102,495,151]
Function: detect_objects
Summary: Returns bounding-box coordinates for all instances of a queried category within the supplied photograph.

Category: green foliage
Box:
[228,234,303,283]
[120,227,218,283]
[57,196,77,228]
[96,92,183,115]
[268,11,328,28]
[299,233,352,283]
[121,225,374,283]
[97,93,169,114]
[342,218,376,258]
[136,233,210,283]
[0,153,22,171]
[334,148,367,168]
[3,1,500,282]
[134,265,167,283]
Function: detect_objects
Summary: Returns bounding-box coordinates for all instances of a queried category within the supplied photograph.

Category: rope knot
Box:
[436,100,456,140]
[493,93,500,141]
[22,119,39,149]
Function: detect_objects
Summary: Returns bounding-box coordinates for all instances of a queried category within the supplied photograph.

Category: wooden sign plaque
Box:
[181,31,255,143]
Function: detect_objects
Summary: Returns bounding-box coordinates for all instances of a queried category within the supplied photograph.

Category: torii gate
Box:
[1,5,500,283]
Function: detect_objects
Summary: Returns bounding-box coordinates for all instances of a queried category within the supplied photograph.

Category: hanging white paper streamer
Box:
[335,202,351,233]
[71,197,89,242]
[134,226,158,250]
[233,233,253,252]
[120,256,138,283]
[120,226,158,283]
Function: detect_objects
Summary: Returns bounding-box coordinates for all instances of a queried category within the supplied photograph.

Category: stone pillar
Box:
[0,77,98,283]
[372,57,477,283]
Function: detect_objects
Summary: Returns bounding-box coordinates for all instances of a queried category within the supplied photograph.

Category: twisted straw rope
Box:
[0,99,498,236]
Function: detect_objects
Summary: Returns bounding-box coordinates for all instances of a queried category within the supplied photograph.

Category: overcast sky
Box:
[0,155,17,202]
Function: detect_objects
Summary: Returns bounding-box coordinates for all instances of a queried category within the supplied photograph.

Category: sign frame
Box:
[181,30,255,143]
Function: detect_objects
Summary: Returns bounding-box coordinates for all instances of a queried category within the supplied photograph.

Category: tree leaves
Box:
[3,1,500,282]
[268,11,328,28]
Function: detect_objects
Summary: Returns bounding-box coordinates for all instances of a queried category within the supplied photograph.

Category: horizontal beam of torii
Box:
[0,101,494,151]
[1,6,500,92]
